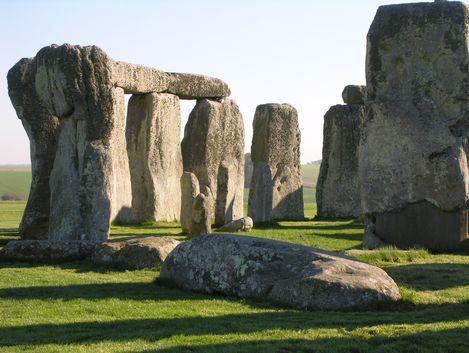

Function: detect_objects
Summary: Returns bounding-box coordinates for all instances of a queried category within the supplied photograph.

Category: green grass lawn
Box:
[0,168,31,200]
[0,201,468,352]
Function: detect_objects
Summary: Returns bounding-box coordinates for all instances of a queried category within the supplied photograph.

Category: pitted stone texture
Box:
[180,172,200,233]
[166,73,231,99]
[219,217,253,232]
[316,104,363,218]
[7,58,59,240]
[161,234,401,310]
[111,61,230,98]
[127,93,183,223]
[0,240,95,262]
[362,2,469,250]
[190,191,213,237]
[31,44,126,242]
[342,85,365,105]
[248,104,304,223]
[181,98,244,226]
[91,237,180,269]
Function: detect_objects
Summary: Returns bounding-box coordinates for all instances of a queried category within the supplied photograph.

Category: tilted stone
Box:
[316,104,363,218]
[361,2,469,250]
[126,93,183,222]
[248,104,304,222]
[7,58,59,240]
[160,234,401,309]
[342,85,365,105]
[180,172,200,233]
[181,98,244,226]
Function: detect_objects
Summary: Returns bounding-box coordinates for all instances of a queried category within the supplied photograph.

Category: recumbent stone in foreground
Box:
[160,234,401,309]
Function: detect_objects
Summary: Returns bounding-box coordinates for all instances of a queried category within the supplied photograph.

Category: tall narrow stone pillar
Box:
[316,86,364,219]
[181,98,244,226]
[248,104,304,223]
[127,93,183,222]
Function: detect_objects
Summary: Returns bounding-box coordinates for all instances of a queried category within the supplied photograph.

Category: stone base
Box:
[375,202,469,251]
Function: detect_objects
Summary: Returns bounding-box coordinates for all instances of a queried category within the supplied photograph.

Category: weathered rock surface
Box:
[180,172,200,233]
[181,98,244,226]
[161,234,401,309]
[7,58,59,240]
[219,217,253,232]
[190,189,213,236]
[244,153,253,188]
[29,44,129,242]
[316,104,363,218]
[248,104,304,223]
[127,93,183,222]
[91,237,180,269]
[342,85,365,105]
[362,2,469,250]
[111,61,230,98]
[166,73,231,99]
[0,240,95,262]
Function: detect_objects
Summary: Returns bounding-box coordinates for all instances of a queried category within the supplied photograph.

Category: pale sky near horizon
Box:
[0,0,434,165]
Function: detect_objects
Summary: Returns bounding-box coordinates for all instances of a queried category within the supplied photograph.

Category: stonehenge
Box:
[8,44,233,242]
[248,104,304,223]
[361,1,469,250]
[181,98,245,226]
[316,86,364,219]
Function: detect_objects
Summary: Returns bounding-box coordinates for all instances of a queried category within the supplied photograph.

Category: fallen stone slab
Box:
[91,237,180,270]
[160,234,401,309]
[0,240,96,262]
[219,217,253,232]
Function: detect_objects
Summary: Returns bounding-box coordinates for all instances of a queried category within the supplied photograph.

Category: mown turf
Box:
[0,202,468,353]
[0,169,31,200]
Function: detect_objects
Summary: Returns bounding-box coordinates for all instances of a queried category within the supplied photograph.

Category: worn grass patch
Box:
[0,202,468,352]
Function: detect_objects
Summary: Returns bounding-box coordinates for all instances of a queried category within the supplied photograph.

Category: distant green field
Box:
[0,167,31,200]
[0,164,321,202]
[301,164,321,188]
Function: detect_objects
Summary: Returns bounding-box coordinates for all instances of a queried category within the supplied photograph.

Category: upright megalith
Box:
[316,87,364,218]
[181,98,244,226]
[7,58,59,240]
[361,1,469,250]
[126,93,183,222]
[248,104,304,222]
[8,43,233,241]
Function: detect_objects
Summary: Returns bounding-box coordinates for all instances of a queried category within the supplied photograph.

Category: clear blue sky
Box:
[0,0,432,165]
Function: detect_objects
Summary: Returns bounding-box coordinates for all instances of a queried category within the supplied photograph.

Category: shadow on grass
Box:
[133,327,469,353]
[386,263,469,291]
[0,304,468,348]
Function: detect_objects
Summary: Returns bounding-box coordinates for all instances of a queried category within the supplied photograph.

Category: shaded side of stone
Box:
[7,58,59,240]
[316,104,363,218]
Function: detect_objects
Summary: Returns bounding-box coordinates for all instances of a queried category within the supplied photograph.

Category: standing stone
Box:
[361,2,469,250]
[248,104,304,223]
[190,189,213,237]
[244,153,253,187]
[181,98,244,226]
[127,93,183,223]
[180,172,200,233]
[316,95,364,218]
[32,44,129,242]
[7,58,60,240]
